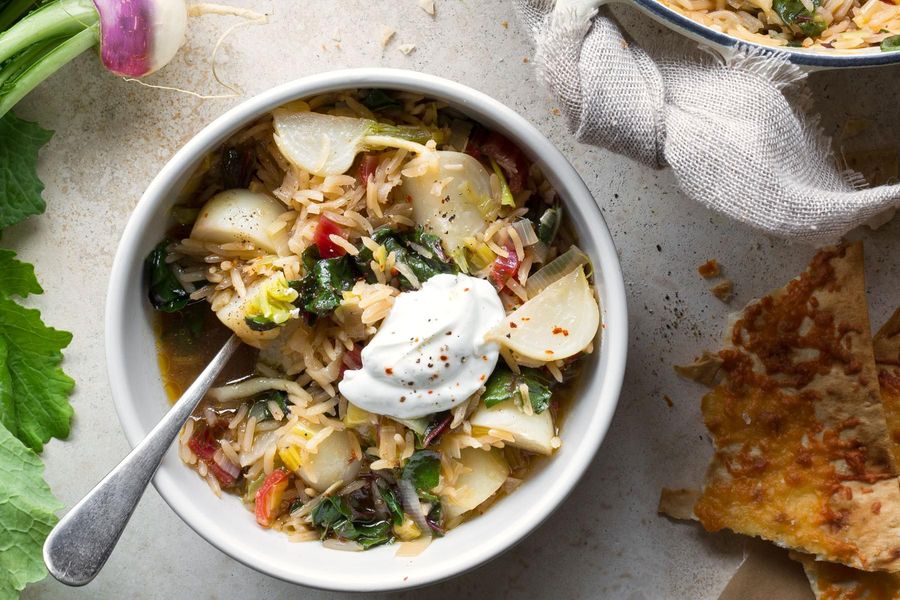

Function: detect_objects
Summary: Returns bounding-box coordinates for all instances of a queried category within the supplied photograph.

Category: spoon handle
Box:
[43,334,241,586]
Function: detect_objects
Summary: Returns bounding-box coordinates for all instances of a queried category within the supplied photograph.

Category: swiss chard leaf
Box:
[482,365,552,414]
[356,227,454,290]
[362,89,401,112]
[772,0,825,37]
[0,423,62,600]
[0,113,53,229]
[537,206,562,245]
[0,292,74,453]
[407,226,450,263]
[312,494,393,549]
[311,495,351,535]
[402,450,441,492]
[0,249,42,298]
[294,255,357,316]
[144,240,192,312]
[247,390,288,422]
[334,519,393,549]
[378,481,404,526]
[220,145,256,189]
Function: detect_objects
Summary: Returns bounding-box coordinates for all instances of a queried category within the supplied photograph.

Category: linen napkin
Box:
[513,0,900,244]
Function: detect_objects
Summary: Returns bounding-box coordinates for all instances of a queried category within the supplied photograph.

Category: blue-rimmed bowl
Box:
[624,0,900,68]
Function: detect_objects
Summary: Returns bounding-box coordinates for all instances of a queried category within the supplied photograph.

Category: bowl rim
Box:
[105,68,629,592]
[627,0,900,68]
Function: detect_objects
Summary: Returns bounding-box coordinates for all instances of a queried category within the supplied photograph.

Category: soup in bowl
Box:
[106,69,627,591]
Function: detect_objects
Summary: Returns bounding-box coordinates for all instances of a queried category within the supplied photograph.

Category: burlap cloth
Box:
[514,0,900,243]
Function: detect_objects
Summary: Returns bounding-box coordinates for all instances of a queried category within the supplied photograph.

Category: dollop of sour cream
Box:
[339,273,505,419]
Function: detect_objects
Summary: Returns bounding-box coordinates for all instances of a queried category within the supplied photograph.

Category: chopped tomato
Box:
[255,468,290,527]
[340,344,363,376]
[188,425,237,487]
[314,216,347,259]
[489,241,520,290]
[467,129,530,193]
[358,153,379,183]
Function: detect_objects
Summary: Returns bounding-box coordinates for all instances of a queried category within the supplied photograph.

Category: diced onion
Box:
[510,219,539,247]
[212,448,241,479]
[524,246,590,297]
[532,241,550,264]
[447,119,474,152]
[398,479,434,541]
[208,378,297,403]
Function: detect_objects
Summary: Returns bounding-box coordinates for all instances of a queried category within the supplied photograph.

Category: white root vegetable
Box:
[215,280,283,348]
[272,110,437,177]
[487,266,600,362]
[190,189,287,253]
[298,430,362,492]
[470,399,555,455]
[442,447,509,520]
[400,151,492,255]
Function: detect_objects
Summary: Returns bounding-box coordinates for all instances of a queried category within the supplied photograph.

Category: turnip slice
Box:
[470,399,555,455]
[298,430,362,492]
[93,0,187,77]
[215,280,282,348]
[272,110,438,177]
[399,151,491,255]
[191,189,287,253]
[487,266,600,361]
[442,447,509,520]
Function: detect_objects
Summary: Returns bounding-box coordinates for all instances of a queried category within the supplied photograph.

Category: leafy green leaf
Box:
[772,0,826,38]
[144,240,191,313]
[356,227,454,290]
[482,365,552,414]
[311,495,351,535]
[537,206,562,244]
[378,481,404,526]
[0,422,61,600]
[402,450,441,492]
[0,113,53,229]
[361,89,400,112]
[882,35,900,52]
[311,495,393,549]
[0,295,74,452]
[294,255,357,316]
[0,250,42,298]
[247,391,288,422]
[334,519,392,549]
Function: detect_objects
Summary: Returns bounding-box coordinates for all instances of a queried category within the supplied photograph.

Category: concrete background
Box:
[10,1,898,598]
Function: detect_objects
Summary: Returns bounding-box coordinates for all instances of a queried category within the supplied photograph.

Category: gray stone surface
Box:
[10,1,898,598]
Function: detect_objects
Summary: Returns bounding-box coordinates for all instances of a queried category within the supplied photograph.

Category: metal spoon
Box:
[43,334,241,587]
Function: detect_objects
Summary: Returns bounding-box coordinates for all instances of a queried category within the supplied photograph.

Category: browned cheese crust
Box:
[694,243,900,573]
[796,311,900,598]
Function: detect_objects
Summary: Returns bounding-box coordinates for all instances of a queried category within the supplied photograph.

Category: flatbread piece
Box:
[796,309,900,598]
[694,243,900,572]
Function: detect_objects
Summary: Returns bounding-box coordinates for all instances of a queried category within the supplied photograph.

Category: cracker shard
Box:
[695,242,900,573]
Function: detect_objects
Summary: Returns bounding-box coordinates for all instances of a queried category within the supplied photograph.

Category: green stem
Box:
[0,0,97,65]
[0,24,97,119]
[0,0,39,31]
[0,37,61,88]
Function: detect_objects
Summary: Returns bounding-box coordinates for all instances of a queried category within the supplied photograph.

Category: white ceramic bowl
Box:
[105,68,628,592]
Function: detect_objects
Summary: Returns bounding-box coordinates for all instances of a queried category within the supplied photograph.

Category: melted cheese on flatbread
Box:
[695,243,900,573]
[796,309,900,598]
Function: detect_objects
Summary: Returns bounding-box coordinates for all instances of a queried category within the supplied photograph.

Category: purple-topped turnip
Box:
[0,0,256,118]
